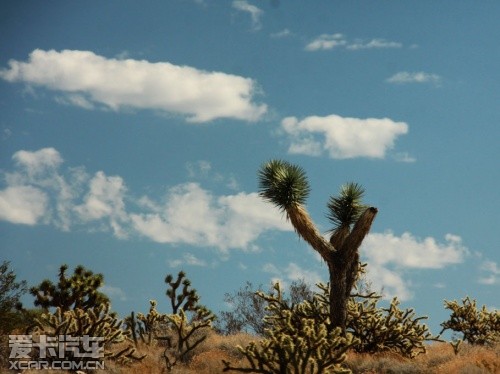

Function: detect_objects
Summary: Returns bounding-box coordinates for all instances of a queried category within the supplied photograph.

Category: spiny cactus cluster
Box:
[313,280,434,358]
[223,283,357,374]
[126,300,169,346]
[161,271,215,371]
[30,264,108,312]
[439,296,499,347]
[347,296,433,358]
[30,303,145,365]
[126,271,215,371]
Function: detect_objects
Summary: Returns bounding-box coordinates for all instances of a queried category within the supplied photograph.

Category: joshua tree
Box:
[258,159,377,334]
[30,264,109,312]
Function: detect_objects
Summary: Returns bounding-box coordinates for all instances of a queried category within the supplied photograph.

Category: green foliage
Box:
[258,159,310,211]
[30,264,109,312]
[327,183,367,231]
[0,260,28,333]
[30,303,145,365]
[439,296,500,346]
[223,283,356,373]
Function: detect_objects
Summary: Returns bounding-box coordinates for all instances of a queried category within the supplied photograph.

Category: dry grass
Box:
[6,335,499,374]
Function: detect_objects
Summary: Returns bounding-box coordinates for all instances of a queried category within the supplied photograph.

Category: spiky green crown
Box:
[327,182,367,230]
[258,159,310,211]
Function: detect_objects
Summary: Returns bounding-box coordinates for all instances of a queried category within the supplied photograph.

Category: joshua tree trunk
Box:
[258,160,378,334]
[327,208,378,334]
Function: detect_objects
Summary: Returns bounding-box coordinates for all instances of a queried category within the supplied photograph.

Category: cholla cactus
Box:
[160,271,215,371]
[314,280,434,358]
[223,283,357,374]
[126,271,214,371]
[125,300,169,346]
[347,297,433,358]
[439,297,499,346]
[31,303,145,365]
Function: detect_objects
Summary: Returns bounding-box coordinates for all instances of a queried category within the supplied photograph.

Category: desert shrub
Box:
[0,260,28,334]
[439,297,499,346]
[216,279,313,336]
[223,283,356,373]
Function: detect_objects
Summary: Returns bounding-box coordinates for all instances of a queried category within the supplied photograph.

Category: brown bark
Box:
[328,207,378,334]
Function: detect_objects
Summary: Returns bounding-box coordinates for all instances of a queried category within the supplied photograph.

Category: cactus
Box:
[160,271,215,371]
[314,276,434,358]
[223,283,356,373]
[439,296,500,346]
[258,160,377,334]
[125,300,169,346]
[126,271,215,371]
[30,303,145,366]
[30,264,108,312]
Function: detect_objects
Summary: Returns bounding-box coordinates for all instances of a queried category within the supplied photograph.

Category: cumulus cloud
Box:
[0,49,267,122]
[0,186,48,225]
[305,34,401,52]
[386,71,442,85]
[12,147,63,178]
[361,232,468,300]
[232,0,263,31]
[363,232,468,269]
[74,171,129,238]
[281,114,408,159]
[130,183,291,251]
[0,148,292,252]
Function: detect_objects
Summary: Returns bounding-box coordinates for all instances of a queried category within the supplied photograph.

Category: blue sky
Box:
[1,1,498,335]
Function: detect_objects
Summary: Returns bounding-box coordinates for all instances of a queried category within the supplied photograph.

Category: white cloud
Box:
[168,253,207,268]
[0,148,291,252]
[130,183,291,251]
[305,34,346,51]
[281,114,408,159]
[74,171,129,238]
[347,39,402,50]
[271,29,292,38]
[12,147,63,178]
[0,49,267,122]
[478,260,500,285]
[386,71,442,85]
[305,34,401,52]
[361,232,468,300]
[363,232,468,269]
[0,186,48,225]
[232,0,263,31]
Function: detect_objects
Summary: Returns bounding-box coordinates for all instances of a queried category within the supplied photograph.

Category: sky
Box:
[0,1,499,336]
